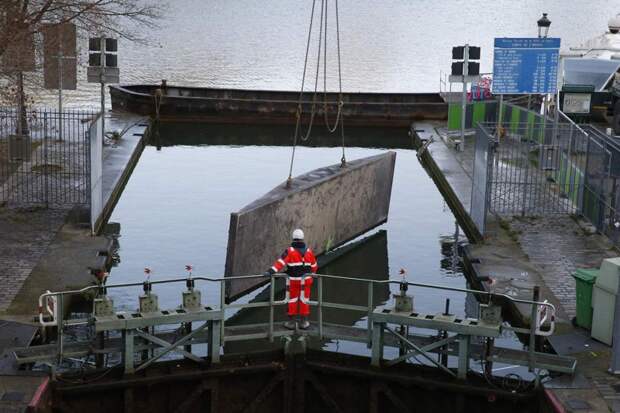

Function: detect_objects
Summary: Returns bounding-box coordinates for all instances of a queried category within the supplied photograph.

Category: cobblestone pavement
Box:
[0,207,68,311]
[509,215,615,318]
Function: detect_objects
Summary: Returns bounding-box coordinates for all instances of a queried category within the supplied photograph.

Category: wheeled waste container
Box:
[571,268,598,329]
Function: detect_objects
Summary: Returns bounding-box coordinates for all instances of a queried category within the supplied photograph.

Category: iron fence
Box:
[471,106,620,247]
[473,108,586,217]
[0,108,97,207]
[579,125,620,245]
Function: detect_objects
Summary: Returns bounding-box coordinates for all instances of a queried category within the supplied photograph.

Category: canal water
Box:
[108,125,464,313]
[106,124,524,372]
[45,0,602,371]
[35,0,619,108]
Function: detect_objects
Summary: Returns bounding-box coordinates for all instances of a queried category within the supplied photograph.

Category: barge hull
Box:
[110,85,448,126]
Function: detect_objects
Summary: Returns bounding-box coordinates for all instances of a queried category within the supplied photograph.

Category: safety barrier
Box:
[0,108,96,207]
[29,272,569,380]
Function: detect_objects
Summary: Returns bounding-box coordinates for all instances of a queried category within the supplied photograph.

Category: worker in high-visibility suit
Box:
[264,229,318,329]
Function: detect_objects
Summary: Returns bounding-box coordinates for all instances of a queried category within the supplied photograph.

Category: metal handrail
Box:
[38,272,556,339]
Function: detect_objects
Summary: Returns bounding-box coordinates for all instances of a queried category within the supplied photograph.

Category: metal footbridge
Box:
[16,273,576,382]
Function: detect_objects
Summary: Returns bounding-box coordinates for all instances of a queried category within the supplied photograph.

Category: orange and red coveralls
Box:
[268,243,318,316]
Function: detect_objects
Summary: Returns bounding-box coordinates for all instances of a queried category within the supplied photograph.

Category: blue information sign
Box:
[492,37,560,94]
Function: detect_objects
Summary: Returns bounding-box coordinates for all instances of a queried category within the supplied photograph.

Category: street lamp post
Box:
[536,13,553,119]
[537,13,551,39]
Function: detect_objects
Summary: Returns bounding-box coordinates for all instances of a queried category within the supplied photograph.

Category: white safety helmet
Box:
[292,228,304,240]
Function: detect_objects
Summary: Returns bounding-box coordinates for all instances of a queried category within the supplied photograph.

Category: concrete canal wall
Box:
[95,113,150,234]
[412,120,620,412]
[225,152,396,300]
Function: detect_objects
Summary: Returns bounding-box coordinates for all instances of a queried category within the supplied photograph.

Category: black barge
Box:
[110,84,448,127]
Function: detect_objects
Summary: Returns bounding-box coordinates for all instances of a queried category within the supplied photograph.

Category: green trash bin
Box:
[572,268,599,329]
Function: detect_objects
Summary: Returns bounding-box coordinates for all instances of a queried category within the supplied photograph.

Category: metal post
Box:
[123,329,134,374]
[58,37,63,141]
[522,140,531,217]
[452,221,460,273]
[269,276,275,342]
[100,37,106,143]
[367,282,373,347]
[371,321,384,367]
[528,286,540,373]
[56,293,64,365]
[100,81,105,141]
[460,45,470,151]
[527,94,532,111]
[220,280,225,343]
[441,298,450,367]
[210,320,221,363]
[552,93,560,147]
[565,124,574,202]
[457,334,470,379]
[609,177,618,233]
[582,136,592,216]
[183,322,192,354]
[497,94,504,133]
[318,276,323,339]
[484,337,494,376]
[43,112,49,207]
[556,55,564,121]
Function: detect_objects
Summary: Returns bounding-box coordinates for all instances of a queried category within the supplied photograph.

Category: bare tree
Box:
[0,0,164,131]
[0,0,163,61]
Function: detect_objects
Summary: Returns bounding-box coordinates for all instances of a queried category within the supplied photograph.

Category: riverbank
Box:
[412,121,620,411]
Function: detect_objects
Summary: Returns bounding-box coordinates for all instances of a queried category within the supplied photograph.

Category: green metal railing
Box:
[23,273,580,381]
[39,273,557,347]
[447,98,551,134]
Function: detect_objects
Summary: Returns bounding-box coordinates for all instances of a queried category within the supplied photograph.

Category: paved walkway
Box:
[0,207,67,311]
[0,110,147,315]
[510,215,614,318]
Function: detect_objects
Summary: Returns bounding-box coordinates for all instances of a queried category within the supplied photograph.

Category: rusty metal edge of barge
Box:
[110,84,448,126]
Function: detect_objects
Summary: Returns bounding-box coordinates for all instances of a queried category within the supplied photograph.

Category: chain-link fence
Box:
[0,108,96,207]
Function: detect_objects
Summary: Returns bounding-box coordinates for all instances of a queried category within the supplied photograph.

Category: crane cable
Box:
[287,0,346,187]
[323,0,346,167]
[299,0,325,143]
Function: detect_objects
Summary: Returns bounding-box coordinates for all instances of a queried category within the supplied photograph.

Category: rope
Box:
[287,0,318,185]
[287,0,346,186]
[299,0,325,142]
[335,0,346,166]
[321,0,346,167]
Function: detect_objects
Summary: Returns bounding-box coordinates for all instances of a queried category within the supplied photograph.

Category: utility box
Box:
[591,258,620,345]
[8,134,31,162]
[571,268,598,329]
